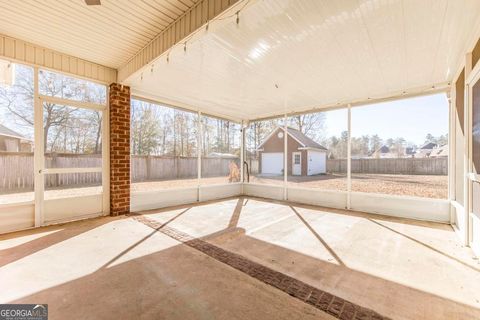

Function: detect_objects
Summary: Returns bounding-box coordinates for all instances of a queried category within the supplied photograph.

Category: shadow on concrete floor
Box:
[3,196,479,319]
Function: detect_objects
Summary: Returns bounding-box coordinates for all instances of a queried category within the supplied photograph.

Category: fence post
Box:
[347,104,351,209]
[175,156,179,179]
[52,153,59,187]
[146,155,152,181]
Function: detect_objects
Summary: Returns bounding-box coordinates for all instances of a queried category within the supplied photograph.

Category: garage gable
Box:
[259,128,302,152]
[257,127,327,152]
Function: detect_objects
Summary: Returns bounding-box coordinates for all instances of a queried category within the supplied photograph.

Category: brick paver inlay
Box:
[132,214,391,320]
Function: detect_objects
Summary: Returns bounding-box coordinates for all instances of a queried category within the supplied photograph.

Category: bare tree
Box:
[288,113,326,141]
[0,66,105,154]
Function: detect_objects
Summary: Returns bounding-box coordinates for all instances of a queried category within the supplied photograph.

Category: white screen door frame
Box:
[33,67,109,227]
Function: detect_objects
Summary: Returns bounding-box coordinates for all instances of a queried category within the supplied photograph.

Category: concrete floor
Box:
[0,197,479,320]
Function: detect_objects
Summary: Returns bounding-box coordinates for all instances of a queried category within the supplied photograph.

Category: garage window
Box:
[294,154,300,164]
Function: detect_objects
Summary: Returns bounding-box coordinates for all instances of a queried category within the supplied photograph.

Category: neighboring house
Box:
[416,142,438,158]
[256,127,327,176]
[0,124,32,152]
[370,145,396,158]
[405,146,416,158]
[370,145,416,158]
[430,144,448,158]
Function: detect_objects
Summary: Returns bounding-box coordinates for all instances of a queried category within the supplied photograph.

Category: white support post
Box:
[463,53,473,245]
[447,91,455,223]
[284,113,288,201]
[102,87,110,216]
[33,66,44,227]
[240,120,245,191]
[347,103,352,210]
[197,111,202,201]
[463,84,471,245]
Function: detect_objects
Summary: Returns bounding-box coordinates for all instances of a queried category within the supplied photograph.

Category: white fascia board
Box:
[298,147,327,152]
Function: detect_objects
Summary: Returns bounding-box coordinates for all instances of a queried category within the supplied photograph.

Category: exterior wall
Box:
[455,69,465,205]
[259,129,306,175]
[19,141,32,152]
[0,34,116,84]
[302,150,308,176]
[372,152,397,159]
[0,136,19,152]
[307,150,326,175]
[473,37,480,69]
[109,83,131,216]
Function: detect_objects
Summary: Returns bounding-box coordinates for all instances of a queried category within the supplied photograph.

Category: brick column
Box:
[109,83,130,216]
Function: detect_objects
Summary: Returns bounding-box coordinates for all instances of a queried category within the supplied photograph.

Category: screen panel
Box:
[130,98,199,192]
[472,80,480,217]
[0,64,34,204]
[351,94,449,199]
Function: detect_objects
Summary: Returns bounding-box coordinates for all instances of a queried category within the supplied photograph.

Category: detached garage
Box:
[257,127,327,176]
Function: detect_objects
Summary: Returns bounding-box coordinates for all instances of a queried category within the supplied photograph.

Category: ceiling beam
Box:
[117,0,242,83]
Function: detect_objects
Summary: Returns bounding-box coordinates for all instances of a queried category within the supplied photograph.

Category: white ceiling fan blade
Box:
[85,0,101,5]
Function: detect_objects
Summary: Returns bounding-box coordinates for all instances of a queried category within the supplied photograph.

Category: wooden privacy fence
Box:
[131,155,240,181]
[0,152,34,191]
[0,153,447,192]
[0,152,241,192]
[244,158,259,175]
[44,153,103,189]
[0,152,103,192]
[327,158,448,175]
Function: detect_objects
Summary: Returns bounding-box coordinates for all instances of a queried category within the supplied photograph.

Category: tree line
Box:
[245,112,448,159]
[0,65,104,154]
[131,100,241,157]
[2,65,447,159]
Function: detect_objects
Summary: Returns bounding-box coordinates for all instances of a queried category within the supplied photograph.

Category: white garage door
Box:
[261,152,284,175]
[307,150,326,175]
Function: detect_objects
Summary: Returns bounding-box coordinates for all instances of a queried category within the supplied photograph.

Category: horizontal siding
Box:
[0,34,117,84]
[118,0,239,82]
[0,0,203,68]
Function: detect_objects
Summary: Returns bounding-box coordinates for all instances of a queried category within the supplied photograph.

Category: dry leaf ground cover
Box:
[0,174,447,205]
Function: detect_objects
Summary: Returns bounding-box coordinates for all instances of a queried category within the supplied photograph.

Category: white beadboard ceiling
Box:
[0,0,199,68]
[127,0,480,121]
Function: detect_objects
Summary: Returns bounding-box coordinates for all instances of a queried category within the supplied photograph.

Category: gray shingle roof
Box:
[0,123,26,139]
[377,145,390,153]
[285,127,327,150]
[420,142,437,150]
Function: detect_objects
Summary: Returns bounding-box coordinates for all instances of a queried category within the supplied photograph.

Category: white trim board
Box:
[1,183,452,235]
[245,184,451,223]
